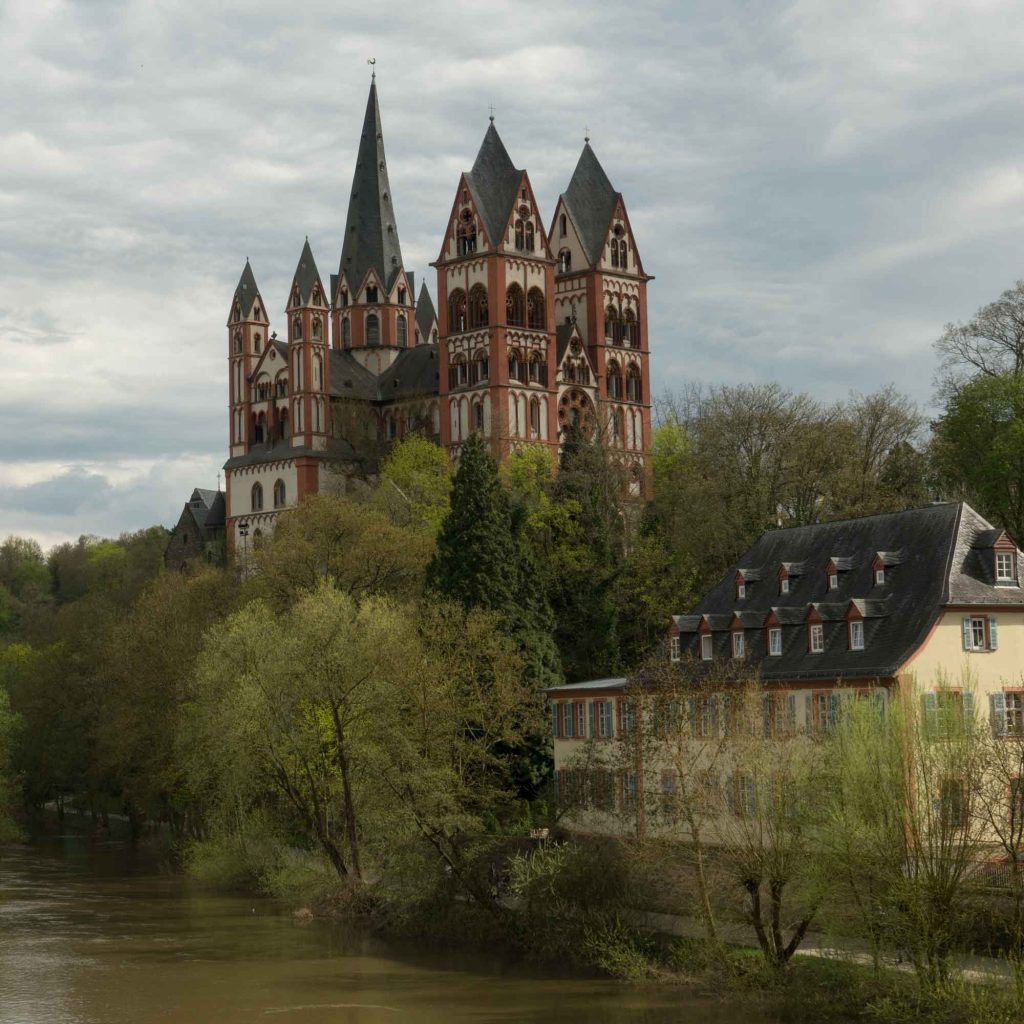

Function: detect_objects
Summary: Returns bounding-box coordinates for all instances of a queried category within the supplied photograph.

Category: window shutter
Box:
[922,692,938,737]
[962,616,972,651]
[588,700,596,738]
[963,691,975,723]
[616,699,623,736]
[991,692,1007,737]
[786,695,798,735]
[828,693,841,733]
[989,616,999,651]
[607,700,615,738]
[565,704,574,739]
[805,694,813,735]
[551,703,560,739]
[872,688,887,723]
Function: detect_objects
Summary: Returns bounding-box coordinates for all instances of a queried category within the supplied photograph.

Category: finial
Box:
[584,126,590,143]
[367,57,376,80]
[488,103,495,123]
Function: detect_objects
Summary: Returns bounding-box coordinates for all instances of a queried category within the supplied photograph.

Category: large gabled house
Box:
[164,488,226,571]
[548,502,1024,827]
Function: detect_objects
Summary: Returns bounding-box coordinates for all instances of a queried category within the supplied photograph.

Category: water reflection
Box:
[0,834,769,1023]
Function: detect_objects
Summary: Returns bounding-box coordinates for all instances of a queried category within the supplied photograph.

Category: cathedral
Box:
[222,76,654,555]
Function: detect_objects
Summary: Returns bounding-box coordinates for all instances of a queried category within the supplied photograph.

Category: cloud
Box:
[3,0,1024,546]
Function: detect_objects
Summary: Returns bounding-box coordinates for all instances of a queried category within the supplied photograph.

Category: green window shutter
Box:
[565,704,574,739]
[991,692,1007,737]
[989,616,999,651]
[962,616,972,651]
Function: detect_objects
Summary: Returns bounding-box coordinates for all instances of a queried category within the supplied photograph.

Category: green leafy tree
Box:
[933,372,1024,541]
[375,434,453,537]
[0,686,23,841]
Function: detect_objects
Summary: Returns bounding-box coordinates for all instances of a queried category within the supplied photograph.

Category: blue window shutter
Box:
[963,691,975,723]
[922,692,938,737]
[962,616,972,651]
[989,616,999,651]
[551,702,559,739]
[588,700,596,737]
[992,692,1007,737]
[564,704,574,739]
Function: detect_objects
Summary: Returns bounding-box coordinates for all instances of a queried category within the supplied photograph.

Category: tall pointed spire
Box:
[563,142,619,266]
[290,238,325,307]
[228,259,263,321]
[337,79,405,296]
[464,122,523,248]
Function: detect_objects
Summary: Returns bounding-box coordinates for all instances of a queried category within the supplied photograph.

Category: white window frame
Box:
[1005,692,1024,735]
[970,616,987,651]
[997,552,1015,582]
[737,581,746,600]
[700,634,713,661]
[780,578,790,594]
[732,631,745,658]
[809,623,824,654]
[768,627,782,656]
[828,572,838,590]
[849,620,865,651]
[670,636,680,663]
[874,568,885,586]
[597,699,614,738]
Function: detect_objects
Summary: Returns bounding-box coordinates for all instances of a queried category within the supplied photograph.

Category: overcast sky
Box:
[3,0,1023,550]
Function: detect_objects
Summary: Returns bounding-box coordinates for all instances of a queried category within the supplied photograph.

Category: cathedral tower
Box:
[433,120,557,460]
[331,78,416,375]
[227,260,269,460]
[549,141,653,492]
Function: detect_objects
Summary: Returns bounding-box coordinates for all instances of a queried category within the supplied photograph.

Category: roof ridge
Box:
[562,142,619,266]
[465,122,524,247]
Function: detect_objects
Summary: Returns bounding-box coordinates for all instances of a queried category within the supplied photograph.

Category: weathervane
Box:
[488,104,495,123]
[367,57,376,80]
[584,125,590,143]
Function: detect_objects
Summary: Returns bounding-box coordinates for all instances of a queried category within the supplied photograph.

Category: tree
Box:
[932,372,1024,542]
[375,434,453,537]
[0,687,22,841]
[934,279,1024,397]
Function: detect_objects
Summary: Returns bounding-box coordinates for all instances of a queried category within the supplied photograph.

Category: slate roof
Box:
[415,282,437,340]
[328,345,439,402]
[562,142,618,266]
[187,488,225,534]
[672,503,1024,682]
[291,238,325,306]
[229,260,262,320]
[337,80,405,294]
[464,123,523,248]
[555,322,573,364]
[223,439,356,472]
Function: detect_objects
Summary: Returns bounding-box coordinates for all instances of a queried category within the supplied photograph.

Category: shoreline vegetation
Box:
[8,308,1024,1023]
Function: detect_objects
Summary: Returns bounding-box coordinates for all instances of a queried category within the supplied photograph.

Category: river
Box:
[0,831,774,1023]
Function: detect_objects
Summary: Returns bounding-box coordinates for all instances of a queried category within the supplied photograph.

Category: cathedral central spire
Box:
[337,79,405,297]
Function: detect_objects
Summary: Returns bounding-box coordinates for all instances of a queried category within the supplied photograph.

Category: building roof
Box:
[562,142,619,266]
[337,80,405,294]
[187,488,225,534]
[328,345,439,403]
[672,502,1024,682]
[223,439,356,472]
[416,282,437,340]
[547,677,629,695]
[464,122,523,248]
[229,260,262,321]
[291,238,325,306]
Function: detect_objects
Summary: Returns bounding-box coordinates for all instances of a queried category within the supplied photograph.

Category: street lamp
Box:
[237,520,250,575]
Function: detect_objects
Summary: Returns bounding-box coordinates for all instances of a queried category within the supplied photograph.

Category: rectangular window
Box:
[670,636,680,662]
[619,699,635,735]
[597,700,614,738]
[780,578,790,594]
[574,701,587,738]
[700,634,713,661]
[733,773,757,819]
[660,770,678,818]
[809,623,824,653]
[971,617,986,650]
[940,777,967,829]
[695,697,717,739]
[1003,692,1024,735]
[849,620,865,651]
[1012,777,1024,829]
[620,771,638,812]
[561,702,574,739]
[997,552,1015,581]
[768,627,782,656]
[828,572,838,590]
[732,631,745,658]
[737,582,746,600]
[874,568,885,586]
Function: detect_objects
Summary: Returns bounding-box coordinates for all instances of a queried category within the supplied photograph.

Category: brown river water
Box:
[0,832,775,1023]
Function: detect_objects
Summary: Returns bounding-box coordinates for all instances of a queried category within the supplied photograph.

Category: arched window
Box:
[279,408,289,439]
[292,316,302,340]
[613,407,625,444]
[366,313,380,346]
[342,317,351,347]
[607,360,623,399]
[468,284,488,329]
[508,349,523,383]
[527,288,545,330]
[626,363,641,402]
[233,329,242,354]
[528,351,545,385]
[254,334,262,354]
[619,240,628,268]
[448,289,467,333]
[472,350,489,384]
[457,212,477,255]
[605,306,622,345]
[514,219,525,250]
[397,314,407,347]
[252,528,263,549]
[524,222,534,251]
[559,213,567,237]
[251,482,263,511]
[313,354,322,388]
[530,397,541,437]
[273,479,286,508]
[610,240,619,268]
[473,400,484,433]
[506,284,525,326]
[558,249,571,274]
[623,309,637,347]
[312,317,322,340]
[449,355,469,389]
[275,376,287,398]
[365,285,378,303]
[339,290,348,308]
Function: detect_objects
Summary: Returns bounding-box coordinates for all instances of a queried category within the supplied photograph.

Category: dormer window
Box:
[874,568,885,586]
[849,620,865,651]
[809,623,824,654]
[398,287,406,304]
[996,551,1016,583]
[768,627,782,656]
[670,636,680,663]
[828,573,838,591]
[736,581,746,600]
[780,578,790,594]
[700,634,713,661]
[732,631,745,659]
[366,285,378,303]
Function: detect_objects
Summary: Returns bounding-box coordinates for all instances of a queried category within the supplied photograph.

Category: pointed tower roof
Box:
[291,238,324,306]
[229,260,262,320]
[338,80,405,294]
[464,122,524,247]
[415,282,437,340]
[563,142,619,266]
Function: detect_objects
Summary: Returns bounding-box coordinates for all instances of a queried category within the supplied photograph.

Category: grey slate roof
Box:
[415,282,437,340]
[674,503,1024,682]
[328,345,440,403]
[291,238,325,306]
[187,488,225,534]
[562,143,618,266]
[337,81,405,294]
[223,439,356,472]
[464,123,523,248]
[229,260,262,320]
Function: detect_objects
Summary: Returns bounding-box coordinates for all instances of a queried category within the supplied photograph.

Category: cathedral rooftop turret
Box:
[415,282,437,341]
[228,259,264,322]
[337,80,405,295]
[464,121,524,247]
[290,238,326,307]
[562,142,620,266]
